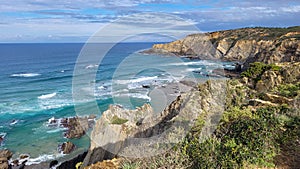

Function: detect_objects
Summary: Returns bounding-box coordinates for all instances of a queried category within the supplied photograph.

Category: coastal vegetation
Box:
[116,62,300,168]
[79,26,299,169]
[1,26,298,169]
[241,62,281,80]
[111,115,129,125]
[82,61,299,169]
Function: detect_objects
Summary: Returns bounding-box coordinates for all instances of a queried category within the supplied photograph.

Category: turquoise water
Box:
[0,43,234,164]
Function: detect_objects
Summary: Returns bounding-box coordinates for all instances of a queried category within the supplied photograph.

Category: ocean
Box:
[0,43,234,164]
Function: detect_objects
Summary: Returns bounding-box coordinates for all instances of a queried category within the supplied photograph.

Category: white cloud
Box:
[281,5,300,13]
[0,0,299,42]
[87,13,201,43]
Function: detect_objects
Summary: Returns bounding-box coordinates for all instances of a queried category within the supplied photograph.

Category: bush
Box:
[121,149,190,169]
[111,115,128,125]
[241,62,281,80]
[275,83,300,97]
[182,107,282,168]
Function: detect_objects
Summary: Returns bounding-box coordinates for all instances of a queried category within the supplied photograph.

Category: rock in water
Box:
[59,142,76,154]
[0,133,6,145]
[19,154,30,159]
[49,160,58,168]
[47,115,96,139]
[0,149,13,169]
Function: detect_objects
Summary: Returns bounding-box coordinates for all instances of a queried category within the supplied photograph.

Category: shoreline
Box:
[20,78,203,168]
[1,64,237,169]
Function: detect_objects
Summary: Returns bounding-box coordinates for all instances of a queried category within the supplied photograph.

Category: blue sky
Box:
[0,0,299,42]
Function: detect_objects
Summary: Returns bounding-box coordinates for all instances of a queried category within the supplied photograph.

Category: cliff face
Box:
[81,62,300,168]
[82,80,227,167]
[147,27,300,67]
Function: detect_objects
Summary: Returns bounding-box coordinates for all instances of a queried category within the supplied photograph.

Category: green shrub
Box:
[121,149,190,169]
[275,83,300,97]
[241,62,281,83]
[121,161,140,169]
[183,107,282,168]
[110,115,128,125]
[221,106,256,123]
[241,62,268,79]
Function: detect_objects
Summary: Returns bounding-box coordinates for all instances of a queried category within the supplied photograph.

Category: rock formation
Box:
[83,158,120,169]
[144,27,300,68]
[59,142,76,154]
[47,115,96,139]
[82,80,227,167]
[0,149,13,169]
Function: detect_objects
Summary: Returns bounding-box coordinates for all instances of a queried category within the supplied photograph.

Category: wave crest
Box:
[11,73,41,77]
[38,93,57,99]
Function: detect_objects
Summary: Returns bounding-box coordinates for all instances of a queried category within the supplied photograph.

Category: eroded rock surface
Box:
[82,80,227,167]
[144,27,300,68]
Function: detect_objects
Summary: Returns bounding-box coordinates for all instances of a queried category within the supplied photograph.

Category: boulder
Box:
[0,149,13,160]
[83,158,120,169]
[256,70,282,92]
[280,62,300,83]
[0,149,13,169]
[0,137,3,145]
[11,159,19,167]
[19,154,30,159]
[49,160,58,168]
[59,142,76,154]
[0,158,9,169]
[47,115,96,139]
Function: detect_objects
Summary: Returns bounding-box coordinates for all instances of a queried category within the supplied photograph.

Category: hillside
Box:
[80,62,300,169]
[144,26,300,68]
[51,27,300,169]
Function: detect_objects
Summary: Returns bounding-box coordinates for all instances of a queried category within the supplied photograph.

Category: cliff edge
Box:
[144,26,300,68]
[81,80,227,167]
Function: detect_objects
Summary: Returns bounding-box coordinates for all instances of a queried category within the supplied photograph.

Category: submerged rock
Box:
[0,136,3,145]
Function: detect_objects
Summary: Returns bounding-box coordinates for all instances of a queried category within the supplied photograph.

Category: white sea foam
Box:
[11,73,41,77]
[39,102,71,110]
[130,93,151,101]
[46,128,66,133]
[25,153,65,165]
[98,86,106,90]
[10,120,19,125]
[115,76,158,84]
[186,67,203,72]
[38,93,57,99]
[0,132,6,138]
[169,61,203,66]
[169,60,220,66]
[114,93,151,101]
[85,64,99,69]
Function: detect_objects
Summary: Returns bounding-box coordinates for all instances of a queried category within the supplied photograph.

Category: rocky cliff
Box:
[81,80,227,167]
[81,61,300,169]
[144,27,300,68]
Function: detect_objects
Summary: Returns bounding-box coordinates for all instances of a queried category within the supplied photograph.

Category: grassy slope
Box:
[120,63,300,169]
